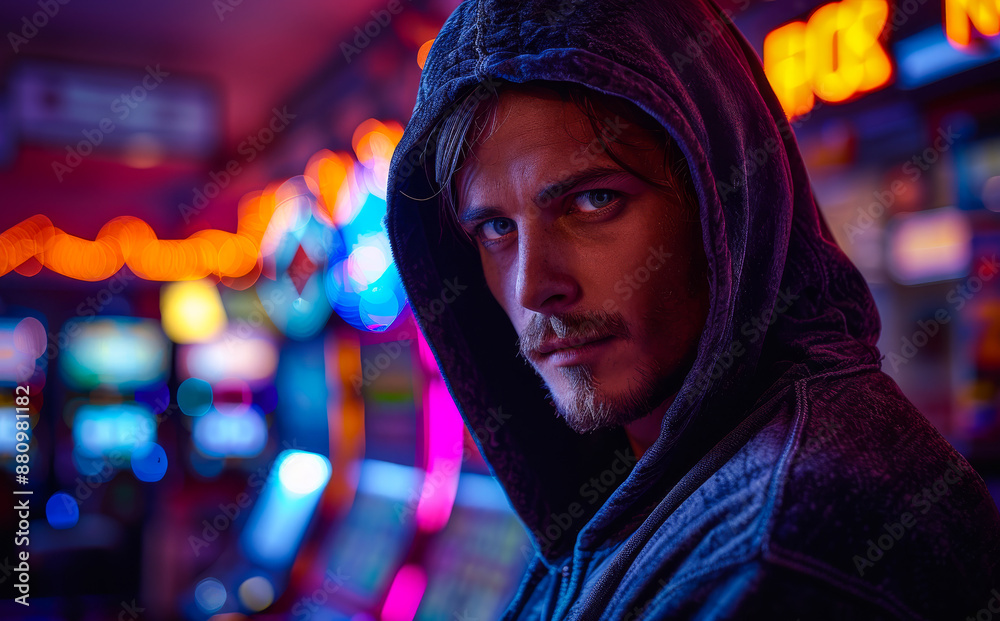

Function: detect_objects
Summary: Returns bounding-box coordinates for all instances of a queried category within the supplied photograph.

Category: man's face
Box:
[455,89,709,433]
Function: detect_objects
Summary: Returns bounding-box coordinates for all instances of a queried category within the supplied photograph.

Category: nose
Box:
[514,221,581,314]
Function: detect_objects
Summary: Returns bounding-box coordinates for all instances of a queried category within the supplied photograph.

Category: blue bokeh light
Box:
[194,578,227,614]
[45,492,80,529]
[131,441,168,482]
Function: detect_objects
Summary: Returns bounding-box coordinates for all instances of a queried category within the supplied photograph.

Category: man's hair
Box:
[426,79,700,245]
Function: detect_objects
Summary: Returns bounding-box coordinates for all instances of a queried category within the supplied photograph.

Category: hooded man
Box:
[385,0,1000,618]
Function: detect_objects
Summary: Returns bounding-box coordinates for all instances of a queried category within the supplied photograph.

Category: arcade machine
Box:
[14,313,173,618]
[729,0,1000,495]
[272,315,531,621]
[204,121,535,620]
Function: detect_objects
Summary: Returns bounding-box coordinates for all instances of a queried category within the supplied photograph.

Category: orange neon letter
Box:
[945,0,1000,47]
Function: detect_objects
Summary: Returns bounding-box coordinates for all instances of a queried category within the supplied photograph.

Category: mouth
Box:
[537,335,617,366]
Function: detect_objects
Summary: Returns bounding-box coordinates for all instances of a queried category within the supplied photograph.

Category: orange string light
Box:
[0,119,405,285]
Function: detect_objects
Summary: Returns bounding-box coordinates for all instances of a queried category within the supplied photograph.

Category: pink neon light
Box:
[415,324,438,370]
[414,331,463,532]
[380,564,427,621]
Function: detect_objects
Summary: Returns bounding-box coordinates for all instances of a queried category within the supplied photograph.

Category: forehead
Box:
[454,89,663,210]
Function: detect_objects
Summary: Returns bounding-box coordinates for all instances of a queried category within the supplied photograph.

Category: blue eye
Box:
[575,189,621,212]
[478,217,515,241]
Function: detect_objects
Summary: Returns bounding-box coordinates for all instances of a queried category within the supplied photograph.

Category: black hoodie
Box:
[385,0,1000,618]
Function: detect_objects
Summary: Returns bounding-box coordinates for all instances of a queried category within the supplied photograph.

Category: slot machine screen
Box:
[60,317,169,390]
[416,473,531,620]
[318,459,419,610]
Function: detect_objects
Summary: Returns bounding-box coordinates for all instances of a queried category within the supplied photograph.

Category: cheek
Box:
[480,252,513,313]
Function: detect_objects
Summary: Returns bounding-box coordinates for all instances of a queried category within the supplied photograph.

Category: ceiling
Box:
[0,0,408,143]
[0,0,453,254]
[0,0,401,147]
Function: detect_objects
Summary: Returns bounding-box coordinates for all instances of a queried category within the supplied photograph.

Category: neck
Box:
[624,393,676,460]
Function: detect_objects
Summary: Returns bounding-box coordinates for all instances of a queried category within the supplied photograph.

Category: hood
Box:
[385,0,882,564]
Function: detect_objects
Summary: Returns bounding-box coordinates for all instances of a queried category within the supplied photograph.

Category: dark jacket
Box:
[384,0,1000,618]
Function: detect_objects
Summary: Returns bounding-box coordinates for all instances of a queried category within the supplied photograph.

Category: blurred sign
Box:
[763,0,999,118]
[10,59,218,164]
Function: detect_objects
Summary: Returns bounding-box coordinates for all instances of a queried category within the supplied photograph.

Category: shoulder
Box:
[760,364,1000,619]
[640,554,908,620]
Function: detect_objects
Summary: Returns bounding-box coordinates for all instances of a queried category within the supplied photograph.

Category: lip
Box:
[539,335,616,366]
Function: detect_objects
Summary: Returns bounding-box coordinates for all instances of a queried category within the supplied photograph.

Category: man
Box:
[385,0,1000,619]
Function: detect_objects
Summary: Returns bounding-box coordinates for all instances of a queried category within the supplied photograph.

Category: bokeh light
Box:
[237,576,275,612]
[194,578,227,614]
[178,378,214,417]
[45,493,80,530]
[160,279,228,344]
[131,441,168,482]
[13,317,46,358]
[277,451,331,495]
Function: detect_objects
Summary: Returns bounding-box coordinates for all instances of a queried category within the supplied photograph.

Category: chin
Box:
[547,367,662,434]
[554,397,653,434]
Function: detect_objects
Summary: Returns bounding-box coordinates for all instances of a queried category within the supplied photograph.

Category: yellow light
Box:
[764,21,813,118]
[853,0,892,90]
[237,576,275,612]
[160,279,228,344]
[764,0,891,117]
[945,0,1000,47]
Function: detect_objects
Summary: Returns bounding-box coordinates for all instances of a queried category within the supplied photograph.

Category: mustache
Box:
[516,309,630,358]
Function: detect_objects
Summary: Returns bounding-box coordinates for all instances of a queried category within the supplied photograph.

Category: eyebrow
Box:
[457,164,629,227]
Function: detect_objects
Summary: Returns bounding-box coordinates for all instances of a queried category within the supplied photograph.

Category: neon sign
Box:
[764,0,999,118]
